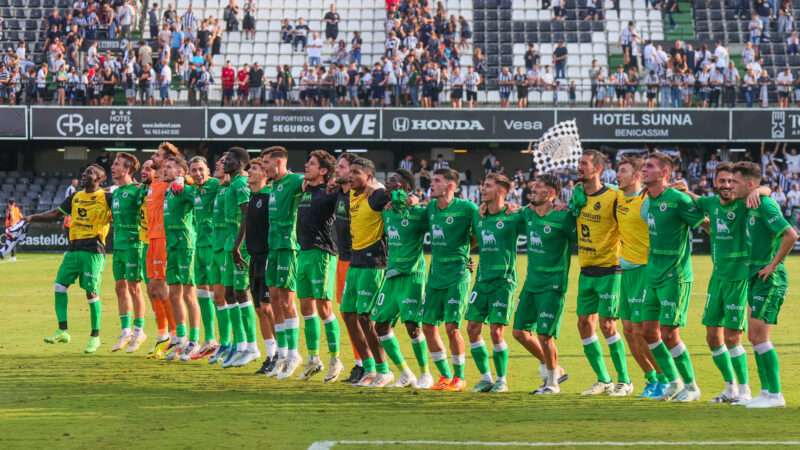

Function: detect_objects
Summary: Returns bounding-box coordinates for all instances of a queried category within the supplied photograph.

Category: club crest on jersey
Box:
[445,216,454,224]
[496,220,504,229]
[543,225,552,234]
[659,202,668,212]
[256,199,263,208]
[122,192,128,198]
[277,184,284,192]
[727,211,736,221]
[593,202,601,211]
[749,216,756,226]
[401,218,409,227]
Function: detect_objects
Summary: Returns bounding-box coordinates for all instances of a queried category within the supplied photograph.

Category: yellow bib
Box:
[350,190,384,251]
[139,203,149,243]
[616,190,649,265]
[67,190,111,245]
[576,186,620,268]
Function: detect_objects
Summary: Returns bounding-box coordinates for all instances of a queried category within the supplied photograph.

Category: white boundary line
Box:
[308,440,800,449]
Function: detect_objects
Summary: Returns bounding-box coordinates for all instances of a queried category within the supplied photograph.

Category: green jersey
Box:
[111,183,144,250]
[474,207,525,283]
[212,182,228,251]
[224,174,250,252]
[746,196,792,276]
[164,184,197,249]
[268,172,304,251]
[521,207,576,293]
[427,198,479,289]
[193,177,221,248]
[645,187,704,284]
[696,196,749,281]
[383,204,427,278]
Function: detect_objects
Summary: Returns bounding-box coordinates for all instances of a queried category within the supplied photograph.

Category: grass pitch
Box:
[1,254,799,450]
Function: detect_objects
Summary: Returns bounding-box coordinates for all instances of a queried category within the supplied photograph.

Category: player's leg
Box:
[146,239,172,358]
[355,268,388,387]
[78,252,106,354]
[421,285,452,389]
[531,290,568,395]
[340,268,375,384]
[276,250,302,379]
[232,249,259,367]
[746,271,787,408]
[45,251,80,345]
[395,273,429,387]
[465,284,493,392]
[576,275,613,394]
[621,319,658,397]
[250,254,275,374]
[221,251,246,367]
[721,279,751,402]
[297,249,324,379]
[597,273,631,394]
[112,250,134,351]
[372,276,413,387]
[703,278,737,402]
[513,290,548,387]
[618,267,660,396]
[336,259,363,382]
[317,254,342,382]
[442,275,470,392]
[179,249,202,360]
[661,281,700,402]
[265,250,287,375]
[195,247,218,358]
[641,283,682,400]
[209,250,232,364]
[487,281,515,393]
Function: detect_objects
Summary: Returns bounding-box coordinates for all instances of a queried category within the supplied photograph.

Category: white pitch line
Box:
[308,440,800,450]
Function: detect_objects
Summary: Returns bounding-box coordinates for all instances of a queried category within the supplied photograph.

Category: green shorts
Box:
[112,247,142,282]
[166,248,195,285]
[266,249,297,291]
[576,272,621,318]
[194,246,215,286]
[642,280,692,327]
[296,248,337,300]
[618,266,647,323]
[421,273,470,326]
[513,289,566,338]
[223,247,250,291]
[371,272,425,325]
[341,266,385,315]
[140,244,149,284]
[749,270,788,325]
[465,277,516,325]
[55,250,105,294]
[209,249,225,286]
[702,277,748,330]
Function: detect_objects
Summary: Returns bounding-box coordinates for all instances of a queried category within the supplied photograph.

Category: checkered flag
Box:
[0,220,29,258]
[524,120,583,173]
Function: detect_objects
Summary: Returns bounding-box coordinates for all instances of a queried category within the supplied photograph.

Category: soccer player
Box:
[209,155,234,364]
[422,168,478,392]
[30,164,112,353]
[162,157,203,361]
[189,156,221,360]
[572,150,631,395]
[514,175,573,395]
[296,150,343,381]
[613,157,665,398]
[372,169,433,389]
[341,157,392,386]
[732,162,798,408]
[109,152,148,353]
[262,146,304,378]
[640,152,705,402]
[245,157,276,374]
[466,173,523,393]
[221,147,260,368]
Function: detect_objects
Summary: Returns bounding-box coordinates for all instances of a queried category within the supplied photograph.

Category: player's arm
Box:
[25,194,71,222]
[233,202,248,268]
[366,188,390,212]
[677,191,706,230]
[758,198,799,279]
[746,185,772,209]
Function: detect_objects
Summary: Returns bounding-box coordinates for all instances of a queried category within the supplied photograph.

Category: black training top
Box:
[334,188,352,261]
[245,186,270,256]
[297,183,338,255]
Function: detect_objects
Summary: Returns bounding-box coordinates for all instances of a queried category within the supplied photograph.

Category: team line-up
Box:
[23,144,796,409]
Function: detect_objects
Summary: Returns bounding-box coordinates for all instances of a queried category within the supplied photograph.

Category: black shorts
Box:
[248,253,269,307]
[517,86,528,98]
[466,90,477,101]
[325,28,338,40]
[450,88,463,100]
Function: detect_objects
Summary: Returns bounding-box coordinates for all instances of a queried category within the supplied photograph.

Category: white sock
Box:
[120,327,131,336]
[264,338,277,358]
[247,342,258,352]
[496,375,506,383]
[289,348,300,359]
[481,372,493,383]
[547,369,559,387]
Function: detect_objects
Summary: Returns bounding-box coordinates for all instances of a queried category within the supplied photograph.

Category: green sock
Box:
[216,305,231,346]
[492,342,509,378]
[323,317,340,356]
[189,327,199,343]
[228,305,244,345]
[411,335,429,371]
[657,372,670,384]
[88,299,101,334]
[650,341,678,382]
[285,319,299,351]
[607,335,631,383]
[362,357,376,373]
[176,323,187,338]
[380,333,406,369]
[276,324,287,352]
[120,313,131,330]
[711,346,735,383]
[453,355,465,379]
[133,317,145,329]
[761,345,782,394]
[755,351,771,392]
[470,341,491,375]
[729,345,749,385]
[304,315,321,356]
[645,369,658,384]
[375,361,390,374]
[671,343,696,384]
[240,302,257,343]
[582,336,611,383]
[432,352,452,378]
[55,291,68,328]
[199,296,216,343]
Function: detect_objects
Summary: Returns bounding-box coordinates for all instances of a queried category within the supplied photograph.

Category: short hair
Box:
[337,152,358,165]
[87,163,107,183]
[537,174,562,193]
[647,151,674,170]
[262,146,288,159]
[158,141,180,158]
[227,146,250,167]
[115,152,140,174]
[309,149,337,182]
[433,168,460,187]
[351,157,376,175]
[188,155,209,167]
[165,156,189,174]
[618,156,642,172]
[485,172,512,192]
[394,168,415,190]
[716,162,734,175]
[583,149,607,169]
[733,161,762,182]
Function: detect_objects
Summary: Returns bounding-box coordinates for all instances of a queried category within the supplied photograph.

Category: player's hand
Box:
[506,202,520,214]
[301,179,308,192]
[170,176,185,194]
[670,180,689,193]
[467,257,475,273]
[232,247,245,269]
[746,190,762,209]
[479,202,488,217]
[326,177,338,193]
[407,194,419,206]
[553,199,568,211]
[758,263,776,281]
[384,201,393,211]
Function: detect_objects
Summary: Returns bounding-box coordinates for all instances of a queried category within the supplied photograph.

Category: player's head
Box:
[214,153,227,179]
[336,152,357,185]
[732,161,762,199]
[261,146,289,178]
[715,162,735,202]
[140,159,154,184]
[224,146,250,175]
[386,169,415,193]
[578,149,606,183]
[642,152,674,187]
[305,149,336,184]
[481,173,511,203]
[189,156,210,185]
[616,156,642,191]
[247,158,268,186]
[431,168,459,199]
[81,164,106,189]
[349,157,375,190]
[162,157,186,182]
[155,141,180,166]
[532,174,561,206]
[111,152,140,183]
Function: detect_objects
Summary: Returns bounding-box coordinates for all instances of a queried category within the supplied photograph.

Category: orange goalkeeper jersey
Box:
[145,180,168,240]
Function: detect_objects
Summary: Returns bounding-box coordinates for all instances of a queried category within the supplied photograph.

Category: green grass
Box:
[2,254,800,449]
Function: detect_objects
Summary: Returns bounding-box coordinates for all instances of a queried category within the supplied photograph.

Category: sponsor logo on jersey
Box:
[481,229,496,246]
[716,218,730,234]
[387,225,400,240]
[529,231,542,247]
[431,224,445,240]
[358,290,374,297]
[447,298,459,305]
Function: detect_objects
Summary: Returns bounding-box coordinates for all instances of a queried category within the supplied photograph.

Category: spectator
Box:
[524,43,539,71]
[248,62,264,106]
[755,1,771,41]
[778,0,794,34]
[416,159,431,190]
[236,63,249,105]
[706,153,720,180]
[3,199,21,262]
[242,2,255,38]
[433,154,450,171]
[399,155,414,172]
[465,65,480,108]
[224,1,241,32]
[777,66,794,108]
[772,185,788,209]
[324,4,340,46]
[788,32,799,55]
[307,32,323,66]
[458,16,471,50]
[159,59,172,105]
[293,17,309,52]
[280,19,293,44]
[553,40,567,80]
[749,13,764,44]
[221,60,235,106]
[783,147,800,174]
[787,183,800,215]
[498,66,512,107]
[664,0,678,30]
[64,178,78,199]
[149,3,160,39]
[350,31,362,65]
